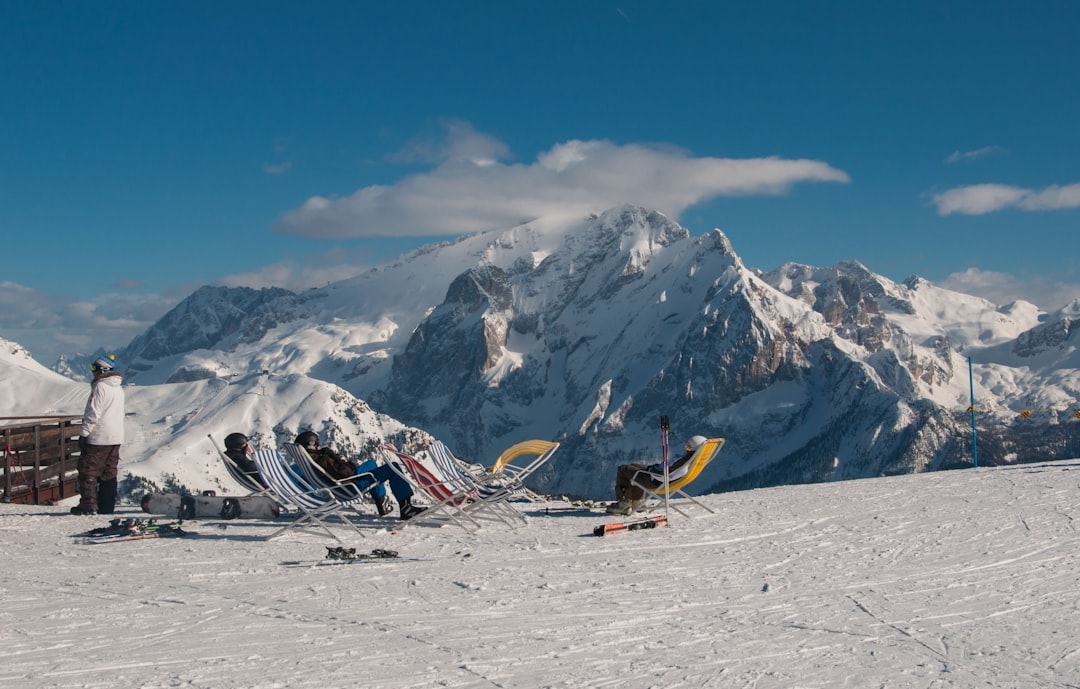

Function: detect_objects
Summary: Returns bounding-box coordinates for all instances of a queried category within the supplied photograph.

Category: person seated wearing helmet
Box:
[223,432,267,487]
[606,435,708,515]
[294,431,426,521]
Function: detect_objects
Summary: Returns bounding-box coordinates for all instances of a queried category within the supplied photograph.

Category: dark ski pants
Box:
[77,444,121,513]
[615,463,661,502]
[352,459,414,505]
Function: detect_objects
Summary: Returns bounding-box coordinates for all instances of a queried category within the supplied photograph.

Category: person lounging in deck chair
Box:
[223,432,268,488]
[294,431,426,521]
[607,435,707,515]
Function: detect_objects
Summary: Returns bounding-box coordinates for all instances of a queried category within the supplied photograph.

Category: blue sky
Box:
[2,1,1079,364]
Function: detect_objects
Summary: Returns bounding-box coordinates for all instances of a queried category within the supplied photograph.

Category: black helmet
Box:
[224,433,249,451]
[295,431,320,450]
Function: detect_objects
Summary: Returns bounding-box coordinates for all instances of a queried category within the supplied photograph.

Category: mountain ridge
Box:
[3,205,1078,499]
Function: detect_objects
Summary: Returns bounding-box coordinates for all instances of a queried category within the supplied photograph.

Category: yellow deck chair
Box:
[630,437,725,519]
[489,440,561,502]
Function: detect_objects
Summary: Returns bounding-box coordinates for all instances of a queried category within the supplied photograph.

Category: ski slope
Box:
[1,459,1078,688]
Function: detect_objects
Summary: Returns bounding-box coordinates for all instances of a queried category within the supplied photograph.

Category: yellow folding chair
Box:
[630,438,725,519]
[489,439,561,502]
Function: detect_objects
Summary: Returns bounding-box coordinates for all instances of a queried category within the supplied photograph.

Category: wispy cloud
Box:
[931,182,1080,215]
[276,129,851,239]
[385,119,510,167]
[215,252,369,292]
[263,161,293,175]
[0,281,175,363]
[944,146,1007,164]
[940,267,1080,312]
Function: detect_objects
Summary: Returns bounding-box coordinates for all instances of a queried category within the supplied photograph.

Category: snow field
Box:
[1,460,1078,688]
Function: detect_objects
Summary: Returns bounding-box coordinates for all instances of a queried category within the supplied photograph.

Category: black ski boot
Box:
[97,478,118,515]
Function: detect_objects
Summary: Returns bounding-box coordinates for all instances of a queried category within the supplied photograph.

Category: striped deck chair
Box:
[428,440,528,529]
[282,442,380,514]
[380,445,482,531]
[488,439,561,502]
[630,438,725,519]
[251,448,368,542]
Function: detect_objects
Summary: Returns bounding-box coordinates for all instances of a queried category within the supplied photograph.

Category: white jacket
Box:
[81,373,125,445]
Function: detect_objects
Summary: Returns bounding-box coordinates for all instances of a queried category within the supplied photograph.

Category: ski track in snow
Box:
[2,462,1079,688]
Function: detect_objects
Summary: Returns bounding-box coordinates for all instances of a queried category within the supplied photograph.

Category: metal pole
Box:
[660,415,670,522]
[969,356,978,468]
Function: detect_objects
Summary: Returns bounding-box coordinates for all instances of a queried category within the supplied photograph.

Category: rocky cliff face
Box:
[52,205,1079,499]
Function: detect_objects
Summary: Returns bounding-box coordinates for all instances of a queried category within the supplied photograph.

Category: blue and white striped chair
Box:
[251,448,368,542]
[428,440,528,529]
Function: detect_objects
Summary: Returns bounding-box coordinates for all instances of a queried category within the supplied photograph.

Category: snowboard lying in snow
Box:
[141,492,281,520]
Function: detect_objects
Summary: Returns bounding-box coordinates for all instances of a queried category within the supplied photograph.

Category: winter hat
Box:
[224,433,249,451]
[91,354,117,374]
[294,431,320,450]
[686,435,708,451]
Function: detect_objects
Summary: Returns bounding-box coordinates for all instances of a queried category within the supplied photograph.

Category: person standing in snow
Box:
[71,355,125,515]
[607,435,707,515]
[294,431,427,521]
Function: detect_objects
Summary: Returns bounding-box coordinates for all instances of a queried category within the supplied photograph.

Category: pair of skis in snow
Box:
[593,513,667,537]
[75,517,193,544]
[281,547,425,567]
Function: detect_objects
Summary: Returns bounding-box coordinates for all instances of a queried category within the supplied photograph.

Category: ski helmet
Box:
[224,433,249,451]
[686,435,708,451]
[91,354,117,374]
[295,431,320,450]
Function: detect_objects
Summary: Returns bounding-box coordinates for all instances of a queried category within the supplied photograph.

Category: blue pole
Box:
[968,356,978,468]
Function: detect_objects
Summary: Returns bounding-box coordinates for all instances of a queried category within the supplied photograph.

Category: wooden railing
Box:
[1,416,82,505]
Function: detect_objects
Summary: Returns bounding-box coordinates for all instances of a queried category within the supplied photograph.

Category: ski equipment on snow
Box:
[280,547,424,567]
[141,491,281,520]
[593,514,667,537]
[75,517,192,544]
[660,414,671,521]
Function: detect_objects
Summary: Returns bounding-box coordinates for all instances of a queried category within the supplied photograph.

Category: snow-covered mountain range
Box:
[3,205,1078,499]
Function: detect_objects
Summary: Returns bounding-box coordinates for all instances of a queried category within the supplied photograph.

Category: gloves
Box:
[78,436,88,453]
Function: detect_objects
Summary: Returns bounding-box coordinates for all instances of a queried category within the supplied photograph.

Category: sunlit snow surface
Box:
[2,459,1077,688]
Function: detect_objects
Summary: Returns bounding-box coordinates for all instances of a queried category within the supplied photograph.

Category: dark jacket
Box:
[308,446,355,481]
[646,449,694,476]
[225,447,262,482]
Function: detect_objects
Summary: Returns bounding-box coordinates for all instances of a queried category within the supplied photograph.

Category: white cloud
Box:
[940,267,1080,312]
[262,161,293,175]
[275,134,851,240]
[0,281,174,364]
[944,146,1007,164]
[385,119,511,166]
[1019,183,1080,211]
[932,182,1080,215]
[216,254,367,292]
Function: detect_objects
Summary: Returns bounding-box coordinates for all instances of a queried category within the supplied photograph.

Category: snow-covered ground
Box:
[2,460,1078,689]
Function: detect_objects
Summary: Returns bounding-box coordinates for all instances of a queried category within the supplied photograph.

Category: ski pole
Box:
[660,415,670,524]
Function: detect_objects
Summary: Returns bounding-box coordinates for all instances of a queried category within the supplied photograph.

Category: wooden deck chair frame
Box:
[207,433,273,498]
[630,438,725,519]
[251,448,368,543]
[282,442,380,515]
[380,445,483,532]
[428,440,528,529]
[488,439,561,502]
